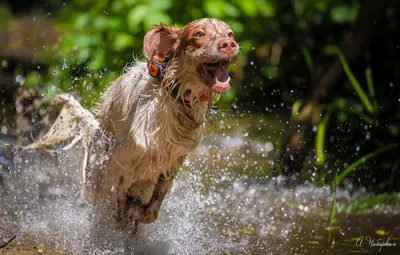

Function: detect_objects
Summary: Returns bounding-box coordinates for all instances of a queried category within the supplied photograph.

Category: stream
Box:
[0,114,400,254]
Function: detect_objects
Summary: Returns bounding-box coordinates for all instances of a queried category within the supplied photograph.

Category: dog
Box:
[28,18,238,230]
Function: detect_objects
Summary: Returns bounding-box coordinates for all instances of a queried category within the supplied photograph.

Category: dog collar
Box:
[147,58,209,103]
[148,59,170,80]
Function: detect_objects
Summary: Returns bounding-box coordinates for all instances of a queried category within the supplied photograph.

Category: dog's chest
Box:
[112,99,203,183]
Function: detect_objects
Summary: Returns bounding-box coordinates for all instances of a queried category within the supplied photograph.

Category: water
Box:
[1,115,400,254]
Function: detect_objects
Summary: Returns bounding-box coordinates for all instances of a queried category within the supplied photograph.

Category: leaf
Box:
[315,107,331,165]
[229,20,244,36]
[291,99,303,120]
[259,0,276,18]
[239,40,253,55]
[263,66,278,78]
[114,33,134,51]
[151,0,172,11]
[203,0,239,18]
[73,33,102,48]
[88,49,105,71]
[376,229,388,236]
[324,44,339,55]
[336,50,375,114]
[143,12,172,30]
[335,143,400,185]
[25,71,42,88]
[365,68,379,115]
[239,227,254,235]
[325,45,375,114]
[236,1,258,16]
[300,44,313,74]
[93,15,108,30]
[220,88,236,103]
[330,4,358,23]
[111,1,124,13]
[325,226,339,231]
[127,5,149,32]
[123,0,140,7]
[74,14,91,29]
[223,230,238,236]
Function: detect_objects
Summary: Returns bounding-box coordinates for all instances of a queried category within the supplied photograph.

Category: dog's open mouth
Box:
[198,59,231,94]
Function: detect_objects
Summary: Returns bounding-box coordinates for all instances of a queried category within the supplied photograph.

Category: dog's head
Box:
[143,18,238,96]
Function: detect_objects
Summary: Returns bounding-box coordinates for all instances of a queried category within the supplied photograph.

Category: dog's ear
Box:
[144,23,180,63]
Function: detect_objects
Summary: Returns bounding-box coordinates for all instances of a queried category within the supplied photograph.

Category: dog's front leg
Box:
[82,130,111,205]
[128,173,174,224]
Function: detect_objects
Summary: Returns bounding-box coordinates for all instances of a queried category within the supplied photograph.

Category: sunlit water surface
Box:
[1,114,400,254]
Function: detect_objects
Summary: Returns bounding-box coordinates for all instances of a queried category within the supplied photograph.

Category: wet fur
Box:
[29,18,238,226]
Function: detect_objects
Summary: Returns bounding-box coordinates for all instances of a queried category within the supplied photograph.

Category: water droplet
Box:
[16,75,23,83]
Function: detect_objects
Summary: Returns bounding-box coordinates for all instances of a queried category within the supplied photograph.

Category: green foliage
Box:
[0,3,13,23]
[315,47,383,166]
[32,0,297,107]
[330,3,359,23]
[7,0,360,109]
[315,104,332,165]
[325,45,375,115]
[338,193,400,212]
[335,143,400,186]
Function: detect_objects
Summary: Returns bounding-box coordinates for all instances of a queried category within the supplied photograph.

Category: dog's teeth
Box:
[215,76,231,84]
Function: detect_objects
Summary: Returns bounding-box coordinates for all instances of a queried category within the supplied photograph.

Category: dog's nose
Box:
[218,39,238,53]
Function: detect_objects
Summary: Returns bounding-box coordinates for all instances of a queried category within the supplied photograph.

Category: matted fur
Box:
[100,61,206,185]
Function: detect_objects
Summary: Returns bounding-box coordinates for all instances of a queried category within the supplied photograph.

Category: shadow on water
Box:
[0,113,400,254]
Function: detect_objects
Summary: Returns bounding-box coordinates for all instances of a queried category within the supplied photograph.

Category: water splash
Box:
[1,115,400,254]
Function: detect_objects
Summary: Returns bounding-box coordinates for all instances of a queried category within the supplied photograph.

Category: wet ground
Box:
[0,114,400,254]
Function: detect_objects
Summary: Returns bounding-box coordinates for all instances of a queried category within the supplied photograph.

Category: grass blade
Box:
[316,106,333,165]
[300,44,313,75]
[336,50,374,114]
[335,143,400,185]
[324,45,374,114]
[291,99,303,120]
[328,173,337,248]
[365,67,379,115]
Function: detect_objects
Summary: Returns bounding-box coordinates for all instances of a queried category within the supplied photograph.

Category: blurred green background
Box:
[1,0,400,191]
[0,0,362,107]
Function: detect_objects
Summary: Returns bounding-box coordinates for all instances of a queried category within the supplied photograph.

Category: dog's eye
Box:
[194,31,205,38]
[228,32,234,38]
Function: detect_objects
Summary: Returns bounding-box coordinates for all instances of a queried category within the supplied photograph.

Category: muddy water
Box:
[0,114,400,254]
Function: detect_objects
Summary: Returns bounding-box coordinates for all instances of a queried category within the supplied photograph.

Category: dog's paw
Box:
[127,205,159,224]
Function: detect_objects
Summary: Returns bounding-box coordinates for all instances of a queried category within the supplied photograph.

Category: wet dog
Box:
[29,18,238,229]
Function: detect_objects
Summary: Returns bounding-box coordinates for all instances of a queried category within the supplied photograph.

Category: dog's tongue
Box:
[212,66,230,93]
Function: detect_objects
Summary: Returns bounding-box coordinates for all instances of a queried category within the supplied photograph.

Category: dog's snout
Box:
[218,39,237,53]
